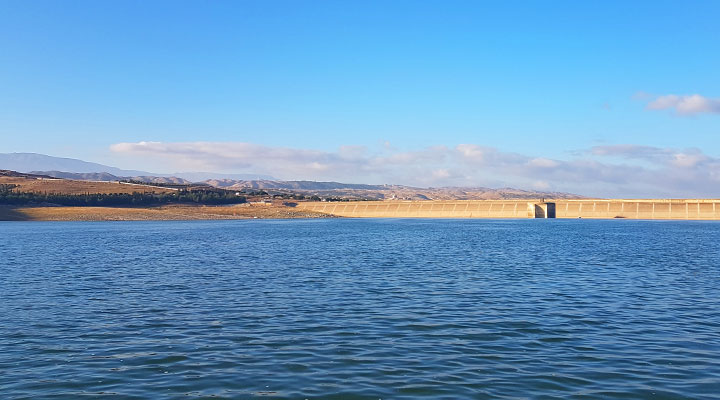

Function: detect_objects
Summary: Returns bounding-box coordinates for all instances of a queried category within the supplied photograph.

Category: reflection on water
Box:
[1,219,719,399]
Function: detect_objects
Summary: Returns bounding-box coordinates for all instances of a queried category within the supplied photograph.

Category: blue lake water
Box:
[1,219,719,399]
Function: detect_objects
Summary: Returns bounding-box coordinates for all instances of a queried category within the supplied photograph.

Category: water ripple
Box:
[1,219,719,399]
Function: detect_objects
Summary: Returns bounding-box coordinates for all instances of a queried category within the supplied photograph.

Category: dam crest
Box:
[297,199,720,220]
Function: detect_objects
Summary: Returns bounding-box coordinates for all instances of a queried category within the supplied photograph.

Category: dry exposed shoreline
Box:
[0,204,333,221]
[5,199,720,221]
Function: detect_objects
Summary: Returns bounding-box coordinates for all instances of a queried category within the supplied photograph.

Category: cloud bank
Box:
[646,94,720,115]
[110,141,720,198]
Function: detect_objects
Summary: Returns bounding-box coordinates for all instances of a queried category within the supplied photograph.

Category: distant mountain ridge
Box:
[1,153,585,200]
[0,169,54,179]
[0,153,149,176]
[0,153,275,181]
[31,171,194,184]
[207,179,390,190]
[202,180,583,200]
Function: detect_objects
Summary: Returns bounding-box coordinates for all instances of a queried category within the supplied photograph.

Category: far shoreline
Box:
[0,204,334,222]
[4,198,720,221]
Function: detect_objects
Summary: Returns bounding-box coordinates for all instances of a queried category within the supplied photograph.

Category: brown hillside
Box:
[0,176,176,195]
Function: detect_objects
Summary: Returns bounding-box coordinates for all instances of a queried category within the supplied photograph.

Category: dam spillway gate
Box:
[529,202,556,218]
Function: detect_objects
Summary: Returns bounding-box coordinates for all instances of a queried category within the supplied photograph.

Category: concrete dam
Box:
[297,199,720,220]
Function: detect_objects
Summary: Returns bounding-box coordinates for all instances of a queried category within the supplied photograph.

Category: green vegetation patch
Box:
[0,185,246,207]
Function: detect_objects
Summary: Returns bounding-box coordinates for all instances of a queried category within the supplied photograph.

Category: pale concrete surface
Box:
[296,199,720,220]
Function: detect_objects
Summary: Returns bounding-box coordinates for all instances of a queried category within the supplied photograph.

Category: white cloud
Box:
[671,152,707,168]
[590,145,710,168]
[527,158,560,168]
[431,169,452,179]
[646,94,720,115]
[532,180,551,190]
[110,141,720,197]
[456,143,487,161]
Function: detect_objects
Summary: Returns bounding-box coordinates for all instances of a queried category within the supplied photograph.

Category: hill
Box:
[0,153,275,181]
[32,171,193,184]
[200,179,582,200]
[0,171,248,207]
[0,171,177,195]
[3,153,585,200]
[0,153,149,176]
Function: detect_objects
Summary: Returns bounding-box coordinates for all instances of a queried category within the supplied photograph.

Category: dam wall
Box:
[297,199,720,220]
[554,199,720,220]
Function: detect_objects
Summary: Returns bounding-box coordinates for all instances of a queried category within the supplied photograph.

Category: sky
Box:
[1,0,719,197]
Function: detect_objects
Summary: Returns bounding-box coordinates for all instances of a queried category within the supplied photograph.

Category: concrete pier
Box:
[296,199,720,220]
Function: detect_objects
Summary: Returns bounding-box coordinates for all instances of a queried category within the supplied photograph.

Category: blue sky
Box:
[1,1,719,196]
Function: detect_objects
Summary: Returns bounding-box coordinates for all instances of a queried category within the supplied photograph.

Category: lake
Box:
[1,219,719,399]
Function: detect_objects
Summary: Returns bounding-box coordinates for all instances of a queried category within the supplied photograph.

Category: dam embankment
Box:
[296,199,720,220]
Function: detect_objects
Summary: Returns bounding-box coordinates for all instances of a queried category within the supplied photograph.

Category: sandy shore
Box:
[0,204,333,221]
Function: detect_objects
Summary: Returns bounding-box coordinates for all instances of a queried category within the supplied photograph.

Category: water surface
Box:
[1,219,719,399]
